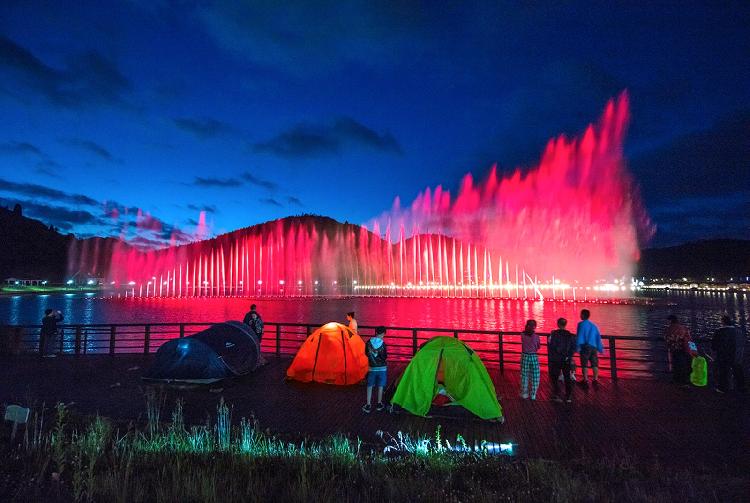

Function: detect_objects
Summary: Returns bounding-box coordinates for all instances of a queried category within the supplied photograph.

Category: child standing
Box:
[363,326,388,413]
[520,319,540,400]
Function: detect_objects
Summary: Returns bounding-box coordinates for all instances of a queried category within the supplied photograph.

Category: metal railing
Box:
[0,321,688,381]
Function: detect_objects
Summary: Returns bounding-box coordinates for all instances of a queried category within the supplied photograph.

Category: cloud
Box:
[198,2,428,75]
[61,138,115,161]
[630,110,750,203]
[35,160,64,178]
[191,176,243,187]
[187,204,217,214]
[241,172,277,190]
[0,177,196,247]
[648,192,750,246]
[173,117,235,138]
[0,197,103,230]
[0,141,66,178]
[253,125,338,158]
[0,141,43,156]
[287,196,303,206]
[0,35,131,108]
[260,197,282,207]
[253,117,402,158]
[629,111,750,245]
[332,117,402,154]
[0,178,99,206]
[187,173,279,191]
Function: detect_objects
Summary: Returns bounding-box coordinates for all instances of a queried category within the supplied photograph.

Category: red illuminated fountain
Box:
[69,93,652,300]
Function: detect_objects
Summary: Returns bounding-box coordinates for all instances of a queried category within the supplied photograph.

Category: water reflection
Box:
[0,291,746,339]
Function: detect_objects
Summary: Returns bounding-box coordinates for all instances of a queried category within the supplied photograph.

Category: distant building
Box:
[4,278,46,286]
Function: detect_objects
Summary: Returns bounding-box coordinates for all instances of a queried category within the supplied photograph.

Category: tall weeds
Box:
[1,400,741,503]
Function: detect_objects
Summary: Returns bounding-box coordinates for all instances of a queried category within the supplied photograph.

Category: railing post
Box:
[453,330,459,339]
[109,326,116,356]
[412,329,418,356]
[37,327,44,356]
[12,327,22,356]
[608,337,618,381]
[498,332,505,375]
[179,324,185,338]
[74,326,82,355]
[275,324,281,357]
[143,325,151,354]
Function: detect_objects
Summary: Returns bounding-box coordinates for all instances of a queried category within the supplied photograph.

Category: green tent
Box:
[390,336,503,420]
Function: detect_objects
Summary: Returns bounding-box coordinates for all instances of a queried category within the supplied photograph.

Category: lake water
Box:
[1,291,747,339]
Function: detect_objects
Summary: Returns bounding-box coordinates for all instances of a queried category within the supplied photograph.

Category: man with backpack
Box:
[362,326,388,413]
[548,317,576,402]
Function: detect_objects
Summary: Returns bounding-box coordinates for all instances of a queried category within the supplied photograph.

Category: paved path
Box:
[1,355,748,470]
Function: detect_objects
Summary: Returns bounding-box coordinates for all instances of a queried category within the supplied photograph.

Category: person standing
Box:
[520,319,540,400]
[548,318,576,402]
[712,316,746,393]
[243,304,263,340]
[576,309,604,387]
[363,326,388,413]
[243,304,266,365]
[346,311,358,333]
[665,315,692,386]
[40,309,63,357]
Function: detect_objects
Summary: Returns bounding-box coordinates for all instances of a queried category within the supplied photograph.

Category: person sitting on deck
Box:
[362,326,388,413]
[665,315,693,386]
[548,317,576,402]
[576,309,604,387]
[432,359,455,406]
[346,311,358,334]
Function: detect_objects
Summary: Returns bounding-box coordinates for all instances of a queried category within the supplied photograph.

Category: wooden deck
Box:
[1,355,748,469]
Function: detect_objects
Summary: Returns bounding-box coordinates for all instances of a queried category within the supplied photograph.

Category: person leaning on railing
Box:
[40,309,63,358]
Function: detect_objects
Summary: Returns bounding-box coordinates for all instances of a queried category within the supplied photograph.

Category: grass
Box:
[0,285,100,295]
[0,400,747,503]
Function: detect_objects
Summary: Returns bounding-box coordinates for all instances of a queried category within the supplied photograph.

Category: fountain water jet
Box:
[69,93,652,299]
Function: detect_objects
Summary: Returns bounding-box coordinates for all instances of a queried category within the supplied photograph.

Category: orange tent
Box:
[286,322,369,385]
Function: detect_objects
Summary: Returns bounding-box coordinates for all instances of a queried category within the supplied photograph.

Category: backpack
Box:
[690,356,707,387]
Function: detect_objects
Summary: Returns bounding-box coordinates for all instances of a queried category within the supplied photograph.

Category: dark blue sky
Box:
[1,1,748,247]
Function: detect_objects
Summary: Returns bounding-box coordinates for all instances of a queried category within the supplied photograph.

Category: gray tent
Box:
[143,321,261,384]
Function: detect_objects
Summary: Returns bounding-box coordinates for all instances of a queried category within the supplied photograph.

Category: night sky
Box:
[1,1,748,248]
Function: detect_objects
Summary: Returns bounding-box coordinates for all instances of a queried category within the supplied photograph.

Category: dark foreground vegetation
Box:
[1,399,747,503]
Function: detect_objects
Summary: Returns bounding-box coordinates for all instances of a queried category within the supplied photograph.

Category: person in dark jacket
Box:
[362,326,388,413]
[548,318,576,402]
[243,304,266,365]
[242,304,264,341]
[40,309,63,357]
[712,316,746,393]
